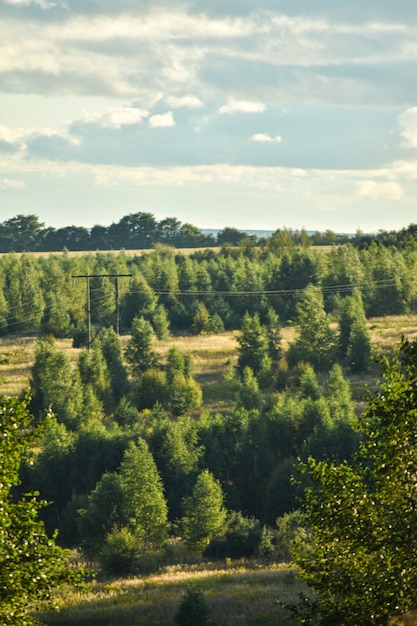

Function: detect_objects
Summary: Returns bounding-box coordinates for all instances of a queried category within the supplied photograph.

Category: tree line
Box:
[3,212,417,253]
[0,213,250,252]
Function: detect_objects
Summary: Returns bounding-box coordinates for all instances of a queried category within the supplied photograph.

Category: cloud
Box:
[356,180,404,200]
[0,178,25,189]
[398,107,417,148]
[82,106,149,128]
[249,133,282,143]
[4,0,63,8]
[166,95,204,109]
[219,99,266,114]
[148,111,175,128]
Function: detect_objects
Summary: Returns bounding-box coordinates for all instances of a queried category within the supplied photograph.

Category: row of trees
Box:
[0,214,256,252]
[4,213,417,253]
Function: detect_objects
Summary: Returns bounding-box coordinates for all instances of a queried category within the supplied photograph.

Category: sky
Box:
[1,1,417,234]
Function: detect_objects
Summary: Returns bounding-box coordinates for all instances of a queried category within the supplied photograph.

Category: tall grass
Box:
[3,315,417,405]
[36,561,306,626]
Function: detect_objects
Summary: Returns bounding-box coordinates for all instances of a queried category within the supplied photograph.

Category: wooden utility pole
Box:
[72,273,132,348]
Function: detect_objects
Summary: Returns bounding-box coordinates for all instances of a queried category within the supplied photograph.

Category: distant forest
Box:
[3,212,416,253]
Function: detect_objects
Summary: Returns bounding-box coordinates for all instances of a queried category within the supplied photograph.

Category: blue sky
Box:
[1,1,417,233]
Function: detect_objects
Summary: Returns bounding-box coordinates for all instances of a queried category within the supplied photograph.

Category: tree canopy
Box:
[0,395,84,625]
[293,338,417,625]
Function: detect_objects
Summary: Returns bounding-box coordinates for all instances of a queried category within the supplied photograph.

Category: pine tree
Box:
[289,285,337,370]
[181,470,227,555]
[119,439,169,551]
[125,316,159,378]
[237,312,271,379]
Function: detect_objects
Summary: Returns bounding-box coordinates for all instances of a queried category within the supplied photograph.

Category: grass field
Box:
[36,561,308,626]
[2,313,417,404]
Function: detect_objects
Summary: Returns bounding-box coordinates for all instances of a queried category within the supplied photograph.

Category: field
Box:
[36,561,307,626]
[2,313,417,404]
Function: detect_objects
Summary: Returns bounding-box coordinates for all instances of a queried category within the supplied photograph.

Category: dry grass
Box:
[36,561,305,626]
[368,314,417,356]
[0,335,78,397]
[3,314,417,404]
[0,248,223,259]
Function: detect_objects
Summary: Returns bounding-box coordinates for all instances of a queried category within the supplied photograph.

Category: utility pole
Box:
[72,273,132,348]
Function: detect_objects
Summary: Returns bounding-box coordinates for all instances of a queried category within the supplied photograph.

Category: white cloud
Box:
[4,0,63,8]
[0,178,25,189]
[249,133,282,143]
[166,95,204,109]
[148,111,175,128]
[82,107,149,128]
[356,180,404,200]
[0,124,24,144]
[219,99,266,114]
[398,107,417,148]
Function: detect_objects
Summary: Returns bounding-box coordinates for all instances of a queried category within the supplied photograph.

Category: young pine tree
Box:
[181,470,227,555]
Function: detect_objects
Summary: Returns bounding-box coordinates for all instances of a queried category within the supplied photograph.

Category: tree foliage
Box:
[293,338,417,625]
[0,395,83,625]
[125,316,159,378]
[181,470,227,555]
[288,285,337,371]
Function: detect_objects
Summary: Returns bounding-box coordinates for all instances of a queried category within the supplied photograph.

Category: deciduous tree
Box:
[293,338,417,625]
[0,395,83,625]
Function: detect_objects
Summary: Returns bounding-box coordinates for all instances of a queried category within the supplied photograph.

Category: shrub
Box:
[175,581,213,626]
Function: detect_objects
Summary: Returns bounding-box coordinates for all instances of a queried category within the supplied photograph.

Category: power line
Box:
[72,274,132,348]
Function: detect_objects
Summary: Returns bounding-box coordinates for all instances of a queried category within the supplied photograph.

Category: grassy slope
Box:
[36,562,306,626]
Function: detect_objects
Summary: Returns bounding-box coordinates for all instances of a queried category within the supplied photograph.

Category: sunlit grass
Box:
[3,315,417,404]
[36,561,305,626]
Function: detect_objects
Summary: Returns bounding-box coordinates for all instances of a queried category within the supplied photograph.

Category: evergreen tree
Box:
[95,327,129,406]
[337,288,368,359]
[192,302,211,334]
[125,316,159,378]
[119,439,169,551]
[298,363,320,400]
[175,582,213,626]
[288,285,337,370]
[30,338,83,428]
[236,312,271,379]
[209,312,225,334]
[135,368,169,411]
[151,304,170,340]
[78,472,125,560]
[237,366,261,410]
[347,317,372,374]
[181,470,227,555]
[120,272,157,329]
[166,345,186,384]
[168,373,203,417]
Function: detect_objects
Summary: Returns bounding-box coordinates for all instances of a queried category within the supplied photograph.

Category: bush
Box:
[175,581,213,626]
[204,511,263,559]
[99,527,140,576]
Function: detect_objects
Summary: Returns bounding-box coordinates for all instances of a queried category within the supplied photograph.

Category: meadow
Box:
[2,313,417,404]
[36,561,307,626]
